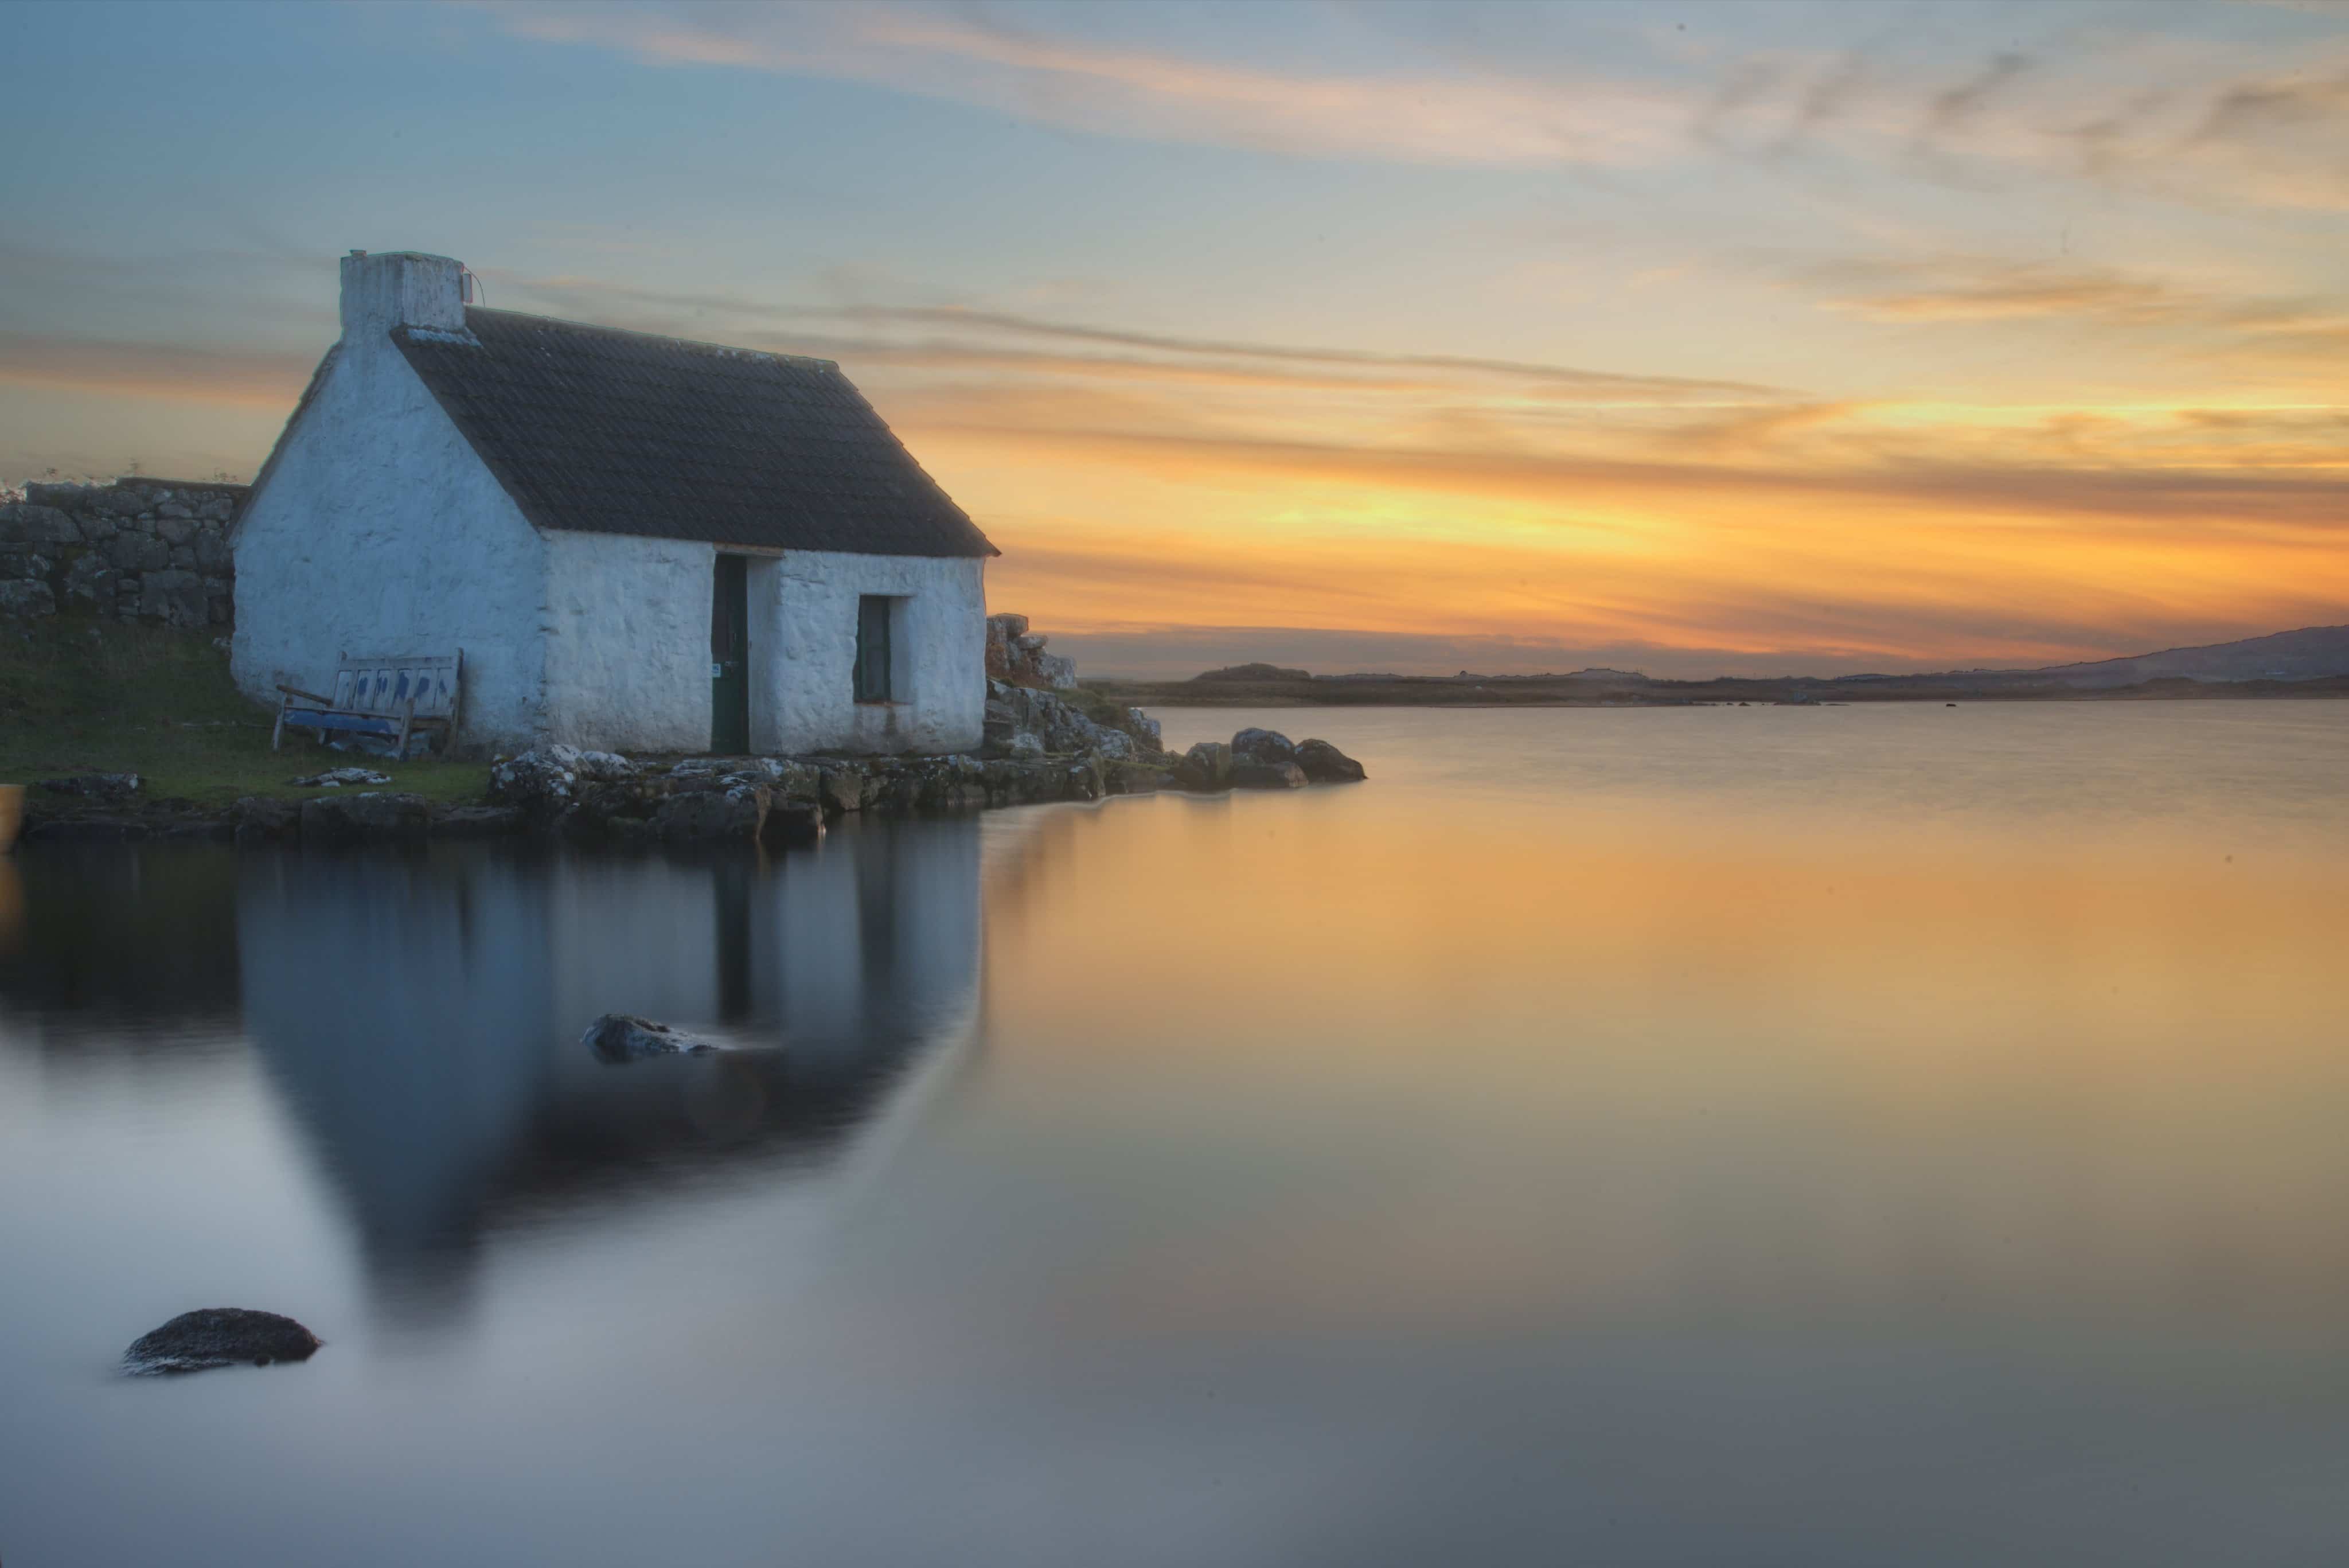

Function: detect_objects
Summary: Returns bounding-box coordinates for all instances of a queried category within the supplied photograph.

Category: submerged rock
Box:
[123,1308,320,1376]
[298,791,430,842]
[1292,739,1367,783]
[432,804,525,837]
[583,1013,723,1063]
[654,783,768,841]
[1231,759,1309,790]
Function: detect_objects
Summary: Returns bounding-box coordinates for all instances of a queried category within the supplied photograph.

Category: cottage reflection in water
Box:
[1,822,984,1321]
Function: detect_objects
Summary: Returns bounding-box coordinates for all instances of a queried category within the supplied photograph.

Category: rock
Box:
[40,771,141,799]
[298,791,430,842]
[1065,756,1106,802]
[571,750,636,782]
[583,1013,722,1064]
[1126,707,1162,747]
[193,532,230,571]
[0,579,56,618]
[1231,760,1309,789]
[24,817,149,841]
[1035,653,1078,689]
[1231,728,1297,766]
[819,767,864,813]
[990,613,1031,639]
[65,553,120,607]
[762,798,826,844]
[155,514,197,545]
[1176,740,1233,790]
[432,805,524,837]
[13,504,80,546]
[654,783,768,841]
[232,795,301,844]
[122,1308,320,1376]
[106,533,171,573]
[139,568,208,629]
[1293,738,1367,783]
[1106,760,1170,794]
[288,767,390,788]
[752,758,822,800]
[489,746,584,816]
[1005,732,1045,760]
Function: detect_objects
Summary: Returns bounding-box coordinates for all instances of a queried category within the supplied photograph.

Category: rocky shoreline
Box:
[18,681,1364,848]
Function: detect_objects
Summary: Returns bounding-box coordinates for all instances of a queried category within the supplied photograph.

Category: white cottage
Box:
[232,249,997,755]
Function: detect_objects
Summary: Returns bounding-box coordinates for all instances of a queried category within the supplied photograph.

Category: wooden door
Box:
[711,555,749,755]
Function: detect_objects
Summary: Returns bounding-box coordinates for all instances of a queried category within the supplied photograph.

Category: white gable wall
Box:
[539,528,713,752]
[759,551,985,755]
[231,330,549,750]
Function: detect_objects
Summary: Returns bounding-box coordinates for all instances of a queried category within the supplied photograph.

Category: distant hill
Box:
[1118,621,2349,706]
[2030,623,2349,688]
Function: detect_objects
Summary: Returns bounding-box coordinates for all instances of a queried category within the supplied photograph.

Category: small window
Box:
[854,595,897,703]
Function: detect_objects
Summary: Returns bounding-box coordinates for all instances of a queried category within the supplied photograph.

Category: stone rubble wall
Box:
[984,611,1077,689]
[0,479,245,627]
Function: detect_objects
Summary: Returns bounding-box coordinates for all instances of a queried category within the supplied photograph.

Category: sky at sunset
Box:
[3,0,2344,677]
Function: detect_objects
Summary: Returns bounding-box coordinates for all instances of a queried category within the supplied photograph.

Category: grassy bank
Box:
[1,619,489,807]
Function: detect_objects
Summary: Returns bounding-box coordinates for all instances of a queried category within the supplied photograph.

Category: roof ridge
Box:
[456,305,842,372]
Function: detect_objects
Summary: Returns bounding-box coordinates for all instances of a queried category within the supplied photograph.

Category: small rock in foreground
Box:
[583,1013,724,1063]
[288,767,391,788]
[123,1308,320,1376]
[40,771,141,799]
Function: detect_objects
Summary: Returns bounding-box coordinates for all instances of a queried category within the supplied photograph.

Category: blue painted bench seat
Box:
[274,652,463,758]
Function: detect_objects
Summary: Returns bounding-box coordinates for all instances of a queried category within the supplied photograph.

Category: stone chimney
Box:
[339,249,467,341]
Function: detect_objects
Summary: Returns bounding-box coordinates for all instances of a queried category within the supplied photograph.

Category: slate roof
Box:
[389,307,995,557]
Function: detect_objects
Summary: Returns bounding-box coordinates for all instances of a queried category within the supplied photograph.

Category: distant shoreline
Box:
[1088,674,2349,708]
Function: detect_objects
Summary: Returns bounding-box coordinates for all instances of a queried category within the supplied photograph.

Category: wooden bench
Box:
[274,652,463,758]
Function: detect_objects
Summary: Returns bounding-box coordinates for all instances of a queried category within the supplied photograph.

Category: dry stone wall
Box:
[0,479,245,628]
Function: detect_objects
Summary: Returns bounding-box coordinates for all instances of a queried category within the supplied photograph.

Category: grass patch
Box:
[0,618,490,806]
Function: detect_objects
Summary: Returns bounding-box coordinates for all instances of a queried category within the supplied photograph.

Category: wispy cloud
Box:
[0,331,317,406]
[491,2,2349,210]
[1817,261,2195,325]
[493,2,1683,167]
[496,272,1792,404]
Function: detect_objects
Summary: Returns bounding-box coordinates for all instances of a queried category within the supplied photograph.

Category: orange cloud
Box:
[0,331,317,408]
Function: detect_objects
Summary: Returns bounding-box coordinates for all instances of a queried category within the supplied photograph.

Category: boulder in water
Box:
[123,1308,320,1376]
[1176,740,1234,790]
[1231,760,1308,790]
[1230,728,1297,766]
[1293,739,1367,783]
[584,1013,724,1063]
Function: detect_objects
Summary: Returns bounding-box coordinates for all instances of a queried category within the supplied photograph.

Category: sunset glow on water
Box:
[6,704,2349,1563]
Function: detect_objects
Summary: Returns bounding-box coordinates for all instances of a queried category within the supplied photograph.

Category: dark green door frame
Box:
[710,553,750,755]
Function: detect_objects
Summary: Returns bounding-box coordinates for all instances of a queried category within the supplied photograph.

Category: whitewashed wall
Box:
[230,329,549,750]
[541,529,712,752]
[758,550,986,754]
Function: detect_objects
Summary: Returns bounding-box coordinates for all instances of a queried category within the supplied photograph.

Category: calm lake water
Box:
[7,702,2349,1565]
